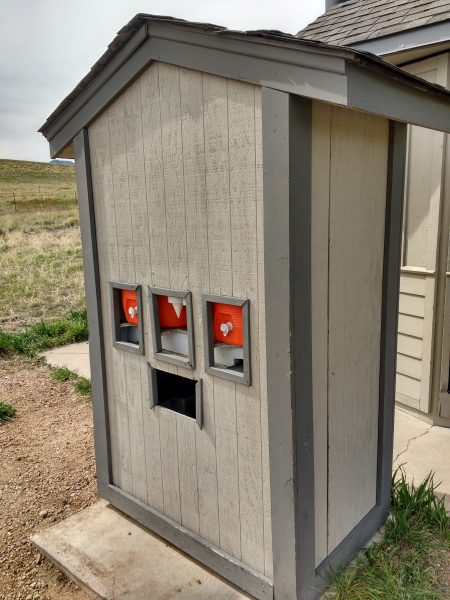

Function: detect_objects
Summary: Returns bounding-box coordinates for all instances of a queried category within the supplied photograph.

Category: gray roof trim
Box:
[348,19,450,57]
[348,60,450,142]
[42,24,148,142]
[40,14,450,158]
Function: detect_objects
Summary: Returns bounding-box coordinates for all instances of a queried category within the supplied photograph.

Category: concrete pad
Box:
[31,501,252,600]
[40,341,91,379]
[393,408,450,511]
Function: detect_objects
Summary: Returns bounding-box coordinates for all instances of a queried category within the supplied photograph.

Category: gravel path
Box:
[0,356,96,599]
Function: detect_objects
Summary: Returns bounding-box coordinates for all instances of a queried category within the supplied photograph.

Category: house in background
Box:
[301,0,450,427]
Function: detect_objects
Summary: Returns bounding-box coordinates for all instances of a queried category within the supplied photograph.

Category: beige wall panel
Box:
[397,313,424,338]
[89,62,271,577]
[396,354,422,380]
[311,101,331,567]
[328,107,388,553]
[228,80,265,574]
[397,55,449,417]
[396,373,421,401]
[104,100,135,496]
[403,124,445,270]
[202,73,240,559]
[397,333,423,359]
[398,293,425,318]
[179,67,219,545]
[399,273,426,296]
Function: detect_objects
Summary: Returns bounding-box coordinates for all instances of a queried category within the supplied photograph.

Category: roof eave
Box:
[349,19,450,59]
[41,16,450,159]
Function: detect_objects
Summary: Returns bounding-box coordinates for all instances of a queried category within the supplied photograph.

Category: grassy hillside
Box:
[0,158,76,192]
[0,159,85,331]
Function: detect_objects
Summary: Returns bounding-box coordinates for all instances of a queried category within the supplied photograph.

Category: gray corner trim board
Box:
[347,63,450,134]
[350,20,450,60]
[106,484,273,600]
[148,287,195,369]
[313,120,407,591]
[377,121,407,509]
[289,95,317,600]
[73,129,112,488]
[262,87,305,600]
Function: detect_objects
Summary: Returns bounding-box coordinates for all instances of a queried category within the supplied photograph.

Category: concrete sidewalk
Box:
[393,408,450,510]
[40,341,90,379]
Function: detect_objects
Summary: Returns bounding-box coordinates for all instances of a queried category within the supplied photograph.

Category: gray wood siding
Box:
[311,102,389,560]
[88,62,272,578]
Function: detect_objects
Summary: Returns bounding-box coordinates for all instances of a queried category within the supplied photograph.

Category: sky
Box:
[0,0,324,163]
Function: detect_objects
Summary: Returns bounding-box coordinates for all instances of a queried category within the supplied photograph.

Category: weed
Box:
[0,402,16,423]
[0,310,88,357]
[328,468,450,599]
[74,377,92,396]
[51,366,78,382]
[50,365,91,398]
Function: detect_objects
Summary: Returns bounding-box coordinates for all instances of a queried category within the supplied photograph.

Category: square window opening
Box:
[148,366,202,427]
[111,284,143,354]
[149,288,195,368]
[203,295,251,385]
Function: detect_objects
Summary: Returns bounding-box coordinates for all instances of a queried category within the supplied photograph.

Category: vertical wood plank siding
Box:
[327,107,388,552]
[311,103,389,556]
[88,62,271,577]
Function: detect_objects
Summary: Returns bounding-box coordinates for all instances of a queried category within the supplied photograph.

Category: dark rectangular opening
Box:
[155,369,196,419]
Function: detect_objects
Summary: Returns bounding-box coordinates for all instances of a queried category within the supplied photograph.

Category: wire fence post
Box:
[12,191,16,211]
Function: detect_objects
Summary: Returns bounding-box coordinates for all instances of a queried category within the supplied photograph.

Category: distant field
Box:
[0,158,78,213]
[0,159,85,332]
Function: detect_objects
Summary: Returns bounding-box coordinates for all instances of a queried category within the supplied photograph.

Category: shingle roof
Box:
[299,0,450,46]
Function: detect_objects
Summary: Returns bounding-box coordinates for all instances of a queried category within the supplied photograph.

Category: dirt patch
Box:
[0,356,96,599]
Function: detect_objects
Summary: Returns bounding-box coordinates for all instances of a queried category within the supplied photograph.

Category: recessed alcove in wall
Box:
[148,366,202,429]
[110,282,144,354]
[203,294,251,385]
[149,287,195,368]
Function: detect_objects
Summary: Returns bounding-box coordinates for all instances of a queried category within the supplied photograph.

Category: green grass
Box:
[0,402,16,423]
[0,310,88,357]
[0,158,75,188]
[74,377,92,396]
[51,365,92,398]
[0,159,83,333]
[51,365,78,382]
[329,468,450,600]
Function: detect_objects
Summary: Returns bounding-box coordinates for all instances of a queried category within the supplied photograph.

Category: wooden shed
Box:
[40,15,450,600]
[301,1,450,425]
